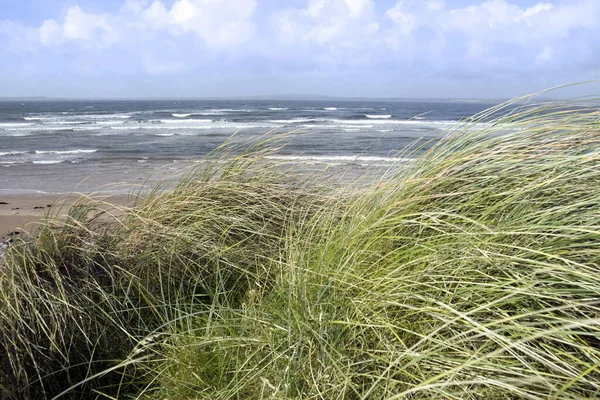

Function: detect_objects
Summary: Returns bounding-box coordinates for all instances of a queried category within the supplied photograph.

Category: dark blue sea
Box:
[0,99,496,194]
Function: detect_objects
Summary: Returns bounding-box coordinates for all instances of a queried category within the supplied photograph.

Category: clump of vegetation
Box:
[1,94,600,399]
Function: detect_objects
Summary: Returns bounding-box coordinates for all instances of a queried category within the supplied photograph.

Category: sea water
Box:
[0,99,496,194]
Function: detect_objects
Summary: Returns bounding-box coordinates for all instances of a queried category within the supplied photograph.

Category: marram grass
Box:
[2,95,600,399]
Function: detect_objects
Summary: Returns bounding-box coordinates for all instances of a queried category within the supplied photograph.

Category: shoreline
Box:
[0,159,396,239]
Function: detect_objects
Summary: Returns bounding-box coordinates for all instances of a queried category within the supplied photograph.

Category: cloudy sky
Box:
[0,0,598,98]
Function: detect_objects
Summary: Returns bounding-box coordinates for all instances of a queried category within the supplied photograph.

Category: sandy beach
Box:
[0,194,132,243]
[0,195,72,239]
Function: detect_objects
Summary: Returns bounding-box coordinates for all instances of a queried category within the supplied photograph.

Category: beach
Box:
[0,193,133,242]
[0,195,72,238]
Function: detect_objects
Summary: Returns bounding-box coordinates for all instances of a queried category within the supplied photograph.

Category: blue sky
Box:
[0,0,598,98]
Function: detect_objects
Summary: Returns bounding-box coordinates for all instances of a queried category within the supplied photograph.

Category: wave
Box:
[268,108,289,111]
[35,149,97,155]
[54,121,96,126]
[0,151,27,157]
[0,126,100,134]
[32,160,67,165]
[110,122,272,131]
[0,122,33,128]
[190,109,254,115]
[172,113,192,118]
[0,149,99,166]
[160,119,214,124]
[25,114,131,121]
[270,118,316,124]
[264,155,411,165]
[329,119,461,128]
[86,114,131,119]
[323,107,337,111]
[366,115,392,119]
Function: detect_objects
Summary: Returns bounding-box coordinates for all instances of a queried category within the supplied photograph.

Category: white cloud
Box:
[344,0,370,17]
[38,6,117,47]
[272,0,378,47]
[139,0,258,48]
[386,0,600,41]
[37,0,256,49]
[0,0,598,95]
[39,19,62,46]
[385,4,417,35]
[62,6,116,43]
[165,0,257,47]
[383,0,600,68]
[142,1,171,29]
[536,45,554,63]
[121,0,149,14]
[521,3,553,19]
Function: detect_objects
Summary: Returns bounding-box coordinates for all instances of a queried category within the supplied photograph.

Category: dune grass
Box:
[1,94,600,399]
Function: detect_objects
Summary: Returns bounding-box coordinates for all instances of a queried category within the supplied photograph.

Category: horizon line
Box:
[0,95,531,102]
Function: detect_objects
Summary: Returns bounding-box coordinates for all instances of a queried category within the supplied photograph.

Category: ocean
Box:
[0,99,496,194]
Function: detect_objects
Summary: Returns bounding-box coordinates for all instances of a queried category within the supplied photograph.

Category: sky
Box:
[0,0,598,99]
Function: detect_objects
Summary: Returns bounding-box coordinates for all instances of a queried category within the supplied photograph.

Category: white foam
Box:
[109,121,270,130]
[323,107,337,111]
[39,126,98,131]
[366,115,392,119]
[76,114,131,120]
[22,116,57,121]
[270,118,315,124]
[95,120,123,126]
[265,155,410,165]
[0,133,31,137]
[74,127,102,131]
[0,151,27,157]
[54,121,95,125]
[331,119,461,128]
[0,189,48,194]
[32,160,65,164]
[48,114,132,120]
[195,109,253,115]
[172,113,192,118]
[0,122,33,128]
[35,149,97,155]
[160,119,213,124]
[268,107,289,111]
